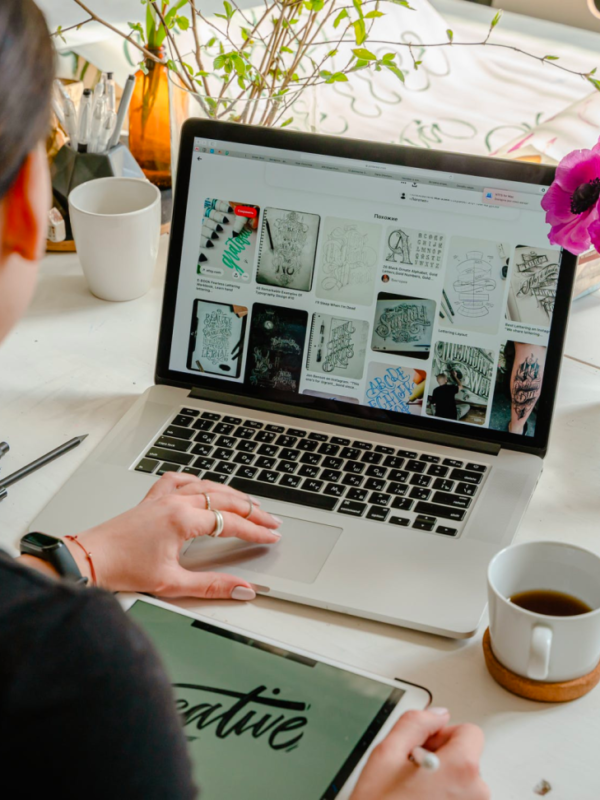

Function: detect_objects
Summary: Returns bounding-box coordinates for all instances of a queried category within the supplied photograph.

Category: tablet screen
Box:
[128,601,404,799]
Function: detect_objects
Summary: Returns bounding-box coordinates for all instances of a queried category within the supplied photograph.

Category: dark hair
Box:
[0,0,54,198]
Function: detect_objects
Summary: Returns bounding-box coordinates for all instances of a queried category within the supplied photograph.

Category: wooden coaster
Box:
[482,628,600,703]
[46,239,76,253]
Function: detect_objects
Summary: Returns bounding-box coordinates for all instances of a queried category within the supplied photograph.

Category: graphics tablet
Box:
[118,594,431,799]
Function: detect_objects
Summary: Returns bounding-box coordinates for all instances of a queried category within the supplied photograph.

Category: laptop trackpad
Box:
[181,515,342,585]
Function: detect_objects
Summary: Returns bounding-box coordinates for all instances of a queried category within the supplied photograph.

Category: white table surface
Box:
[1,240,600,799]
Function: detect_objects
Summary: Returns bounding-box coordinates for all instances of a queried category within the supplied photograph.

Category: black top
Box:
[0,551,197,798]
[431,383,459,420]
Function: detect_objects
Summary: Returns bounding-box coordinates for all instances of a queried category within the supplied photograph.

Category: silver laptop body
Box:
[31,121,575,638]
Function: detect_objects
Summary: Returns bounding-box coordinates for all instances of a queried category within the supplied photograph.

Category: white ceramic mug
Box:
[488,541,600,682]
[69,178,161,302]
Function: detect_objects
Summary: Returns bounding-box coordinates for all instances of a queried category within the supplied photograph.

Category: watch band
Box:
[20,532,88,585]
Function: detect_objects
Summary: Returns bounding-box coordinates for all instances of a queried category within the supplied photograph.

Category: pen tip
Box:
[78,434,89,442]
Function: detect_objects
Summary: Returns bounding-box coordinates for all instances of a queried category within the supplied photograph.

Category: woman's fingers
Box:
[437,723,485,762]
[375,709,451,760]
[177,488,280,528]
[142,471,262,505]
[216,510,282,544]
[158,567,258,601]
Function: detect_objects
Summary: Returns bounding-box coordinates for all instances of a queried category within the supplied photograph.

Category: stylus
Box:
[410,747,440,772]
[0,435,88,491]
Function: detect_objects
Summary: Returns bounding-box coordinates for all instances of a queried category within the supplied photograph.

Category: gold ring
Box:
[208,509,224,538]
[245,497,253,519]
[203,492,212,511]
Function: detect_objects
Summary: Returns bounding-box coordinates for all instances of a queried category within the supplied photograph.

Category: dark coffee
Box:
[509,589,592,617]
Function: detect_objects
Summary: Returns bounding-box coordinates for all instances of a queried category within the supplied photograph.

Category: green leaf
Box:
[384,63,405,82]
[588,76,600,92]
[138,59,149,75]
[364,9,384,18]
[281,45,294,53]
[241,27,249,41]
[319,69,332,78]
[590,67,597,75]
[281,117,294,127]
[543,55,559,60]
[446,28,453,42]
[207,36,217,47]
[233,55,246,76]
[353,48,376,60]
[176,16,190,31]
[333,8,349,28]
[352,0,364,17]
[166,59,177,71]
[223,0,235,19]
[237,75,246,89]
[352,18,367,45]
[382,52,395,61]
[182,61,194,75]
[326,49,338,58]
[388,0,414,7]
[350,58,369,71]
[214,13,227,20]
[491,10,502,28]
[213,54,225,69]
[332,72,348,82]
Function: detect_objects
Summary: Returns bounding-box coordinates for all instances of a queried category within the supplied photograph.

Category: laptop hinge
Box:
[187,388,502,456]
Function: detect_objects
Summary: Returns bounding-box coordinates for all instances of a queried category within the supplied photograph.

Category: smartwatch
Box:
[20,532,88,585]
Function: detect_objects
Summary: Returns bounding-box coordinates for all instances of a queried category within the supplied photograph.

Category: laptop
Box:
[31,120,576,638]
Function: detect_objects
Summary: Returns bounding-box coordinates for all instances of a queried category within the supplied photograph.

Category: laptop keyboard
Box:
[133,408,489,538]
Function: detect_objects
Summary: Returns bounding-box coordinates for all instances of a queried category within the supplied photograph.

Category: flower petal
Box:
[588,216,600,253]
[555,150,600,192]
[541,181,573,225]
[548,208,597,255]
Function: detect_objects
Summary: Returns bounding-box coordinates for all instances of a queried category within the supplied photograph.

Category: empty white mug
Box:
[487,541,600,682]
[69,177,161,302]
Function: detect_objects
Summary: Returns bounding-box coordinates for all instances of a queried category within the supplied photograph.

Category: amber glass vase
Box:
[129,48,173,188]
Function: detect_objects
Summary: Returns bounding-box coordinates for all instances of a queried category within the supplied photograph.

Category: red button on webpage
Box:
[234,205,258,219]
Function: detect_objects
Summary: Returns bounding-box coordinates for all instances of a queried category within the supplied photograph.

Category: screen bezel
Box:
[156,119,577,459]
[118,593,431,799]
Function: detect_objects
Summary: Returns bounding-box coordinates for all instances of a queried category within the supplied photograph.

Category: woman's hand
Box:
[350,709,490,800]
[67,473,282,600]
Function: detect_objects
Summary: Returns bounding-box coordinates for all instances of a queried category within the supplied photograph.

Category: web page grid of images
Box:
[181,175,561,440]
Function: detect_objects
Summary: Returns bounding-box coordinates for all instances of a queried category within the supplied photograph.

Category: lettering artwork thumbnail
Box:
[427,341,495,426]
[187,300,248,378]
[371,293,436,360]
[256,207,320,292]
[364,364,427,415]
[198,198,260,283]
[506,245,560,328]
[306,313,369,380]
[489,341,548,437]
[384,225,445,271]
[315,217,382,306]
[245,303,308,393]
[442,237,510,336]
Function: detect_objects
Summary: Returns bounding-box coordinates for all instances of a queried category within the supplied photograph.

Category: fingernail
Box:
[429,707,449,716]
[272,516,283,526]
[250,496,262,506]
[270,531,282,540]
[231,586,256,601]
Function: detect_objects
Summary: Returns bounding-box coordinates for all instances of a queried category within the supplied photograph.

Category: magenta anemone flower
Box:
[542,140,600,255]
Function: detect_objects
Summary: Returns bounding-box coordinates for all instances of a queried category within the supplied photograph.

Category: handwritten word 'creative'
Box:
[174,683,309,752]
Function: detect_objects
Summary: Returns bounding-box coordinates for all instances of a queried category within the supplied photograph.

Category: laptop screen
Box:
[162,126,572,449]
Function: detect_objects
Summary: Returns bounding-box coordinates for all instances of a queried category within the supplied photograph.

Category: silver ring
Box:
[203,492,212,512]
[209,509,224,538]
[244,497,253,519]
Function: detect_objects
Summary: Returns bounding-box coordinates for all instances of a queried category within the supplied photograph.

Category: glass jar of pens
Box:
[49,73,144,250]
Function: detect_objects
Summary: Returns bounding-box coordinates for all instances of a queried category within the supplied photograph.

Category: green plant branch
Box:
[51,17,94,38]
[71,0,161,61]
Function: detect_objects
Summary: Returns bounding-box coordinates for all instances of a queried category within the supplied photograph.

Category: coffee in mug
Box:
[509,589,592,617]
[488,541,600,682]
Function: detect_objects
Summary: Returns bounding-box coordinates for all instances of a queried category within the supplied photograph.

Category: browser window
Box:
[169,138,560,438]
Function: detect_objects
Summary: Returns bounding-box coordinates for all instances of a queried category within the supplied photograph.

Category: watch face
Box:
[23,532,60,550]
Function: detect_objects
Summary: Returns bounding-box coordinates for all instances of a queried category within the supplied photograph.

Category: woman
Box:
[0,2,489,798]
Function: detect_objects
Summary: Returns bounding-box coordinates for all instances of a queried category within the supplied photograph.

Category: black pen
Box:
[0,442,9,460]
[0,435,88,491]
[265,219,274,250]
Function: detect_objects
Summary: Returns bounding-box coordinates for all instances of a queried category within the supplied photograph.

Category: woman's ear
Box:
[2,144,51,262]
